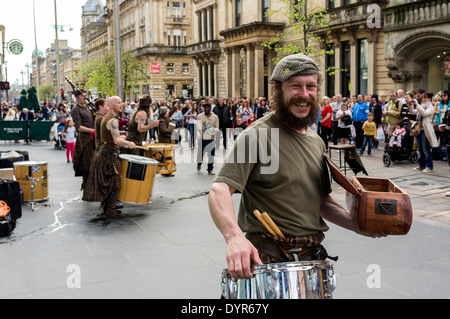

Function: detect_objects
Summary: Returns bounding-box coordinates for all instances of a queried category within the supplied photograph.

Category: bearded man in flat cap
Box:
[209,54,381,282]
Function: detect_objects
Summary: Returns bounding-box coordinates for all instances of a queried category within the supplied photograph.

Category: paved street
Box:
[0,137,449,299]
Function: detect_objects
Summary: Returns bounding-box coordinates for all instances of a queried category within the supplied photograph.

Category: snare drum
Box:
[13,161,48,202]
[221,260,336,299]
[117,154,159,204]
[143,143,176,175]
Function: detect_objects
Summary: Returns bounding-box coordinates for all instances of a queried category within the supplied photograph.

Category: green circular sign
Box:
[8,40,24,55]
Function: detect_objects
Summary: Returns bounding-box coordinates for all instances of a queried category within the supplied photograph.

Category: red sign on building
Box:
[151,63,160,74]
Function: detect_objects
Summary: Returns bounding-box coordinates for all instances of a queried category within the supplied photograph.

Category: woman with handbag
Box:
[408,92,439,172]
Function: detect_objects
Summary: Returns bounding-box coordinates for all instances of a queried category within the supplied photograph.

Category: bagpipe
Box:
[65,77,96,118]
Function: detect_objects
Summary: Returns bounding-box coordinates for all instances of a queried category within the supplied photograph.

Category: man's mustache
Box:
[288,97,316,106]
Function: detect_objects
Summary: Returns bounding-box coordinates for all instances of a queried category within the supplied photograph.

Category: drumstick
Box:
[253,210,276,236]
[135,145,149,150]
[262,212,286,239]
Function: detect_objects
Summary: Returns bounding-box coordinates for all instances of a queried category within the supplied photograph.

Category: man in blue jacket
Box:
[352,94,370,148]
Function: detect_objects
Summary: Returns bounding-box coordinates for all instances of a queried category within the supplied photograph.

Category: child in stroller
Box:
[388,120,406,148]
[383,117,418,167]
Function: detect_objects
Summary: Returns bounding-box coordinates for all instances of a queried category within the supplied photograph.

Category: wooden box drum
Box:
[117,154,159,205]
[143,143,176,175]
[13,161,49,202]
[325,155,412,236]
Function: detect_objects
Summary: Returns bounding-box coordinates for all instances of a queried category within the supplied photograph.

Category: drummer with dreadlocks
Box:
[208,54,383,280]
[125,95,159,155]
[83,96,136,219]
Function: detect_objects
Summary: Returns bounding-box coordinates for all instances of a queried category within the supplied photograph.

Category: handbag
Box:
[342,115,353,126]
[410,121,421,137]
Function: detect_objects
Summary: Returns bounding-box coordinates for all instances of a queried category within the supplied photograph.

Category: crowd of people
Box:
[2,85,450,176]
[316,89,450,173]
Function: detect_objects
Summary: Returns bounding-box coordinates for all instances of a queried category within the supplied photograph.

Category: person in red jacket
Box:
[319,96,333,151]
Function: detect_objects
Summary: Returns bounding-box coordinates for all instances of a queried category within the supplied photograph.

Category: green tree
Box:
[39,84,55,101]
[263,0,337,74]
[80,51,148,99]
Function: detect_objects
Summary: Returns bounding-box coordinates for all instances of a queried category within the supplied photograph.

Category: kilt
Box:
[73,132,95,178]
[82,151,121,203]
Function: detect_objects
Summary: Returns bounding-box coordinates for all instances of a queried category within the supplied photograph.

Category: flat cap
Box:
[271,54,319,82]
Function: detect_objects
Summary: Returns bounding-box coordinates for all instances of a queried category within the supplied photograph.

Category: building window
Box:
[205,63,209,96]
[184,30,187,46]
[167,85,175,99]
[167,2,171,17]
[235,0,241,26]
[199,63,203,96]
[142,85,150,94]
[173,29,182,47]
[293,0,302,23]
[167,30,171,46]
[328,0,335,10]
[198,13,202,42]
[182,63,190,74]
[341,41,351,98]
[343,0,351,5]
[167,63,174,74]
[358,39,368,96]
[204,10,208,41]
[210,61,215,97]
[210,7,214,40]
[172,2,181,17]
[262,0,269,22]
[326,43,335,98]
[182,2,187,17]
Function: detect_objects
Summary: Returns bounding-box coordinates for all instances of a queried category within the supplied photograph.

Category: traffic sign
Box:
[0,82,10,90]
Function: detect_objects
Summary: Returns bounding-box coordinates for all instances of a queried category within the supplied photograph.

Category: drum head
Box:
[14,161,47,166]
[119,154,159,166]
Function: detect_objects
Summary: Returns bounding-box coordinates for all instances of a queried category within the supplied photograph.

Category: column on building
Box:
[245,43,255,99]
[366,29,378,95]
[231,46,241,98]
[349,33,358,97]
[224,47,233,99]
[254,44,265,99]
[331,33,342,96]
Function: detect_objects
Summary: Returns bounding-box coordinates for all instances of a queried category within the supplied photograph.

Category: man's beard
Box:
[272,89,319,131]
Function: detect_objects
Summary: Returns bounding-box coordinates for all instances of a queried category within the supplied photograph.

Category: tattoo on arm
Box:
[109,119,121,138]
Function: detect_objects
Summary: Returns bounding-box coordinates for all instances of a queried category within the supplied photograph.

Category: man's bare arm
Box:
[106,118,136,149]
[208,182,262,279]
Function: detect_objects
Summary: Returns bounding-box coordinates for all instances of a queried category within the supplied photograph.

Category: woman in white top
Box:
[335,103,353,145]
[237,99,251,122]
[183,102,199,149]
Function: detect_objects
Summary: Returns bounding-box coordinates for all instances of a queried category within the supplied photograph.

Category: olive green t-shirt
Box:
[214,112,331,236]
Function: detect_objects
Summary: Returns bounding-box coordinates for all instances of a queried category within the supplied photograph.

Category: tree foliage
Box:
[80,51,148,99]
[263,0,337,74]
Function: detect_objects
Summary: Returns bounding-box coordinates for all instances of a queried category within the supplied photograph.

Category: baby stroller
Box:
[49,122,67,150]
[383,118,418,167]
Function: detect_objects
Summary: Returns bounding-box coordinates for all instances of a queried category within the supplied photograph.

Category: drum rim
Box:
[222,260,334,277]
[13,161,48,166]
[119,154,159,165]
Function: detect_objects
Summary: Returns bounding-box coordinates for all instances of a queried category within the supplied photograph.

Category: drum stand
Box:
[26,175,49,212]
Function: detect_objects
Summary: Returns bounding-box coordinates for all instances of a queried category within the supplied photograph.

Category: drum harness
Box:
[251,210,338,263]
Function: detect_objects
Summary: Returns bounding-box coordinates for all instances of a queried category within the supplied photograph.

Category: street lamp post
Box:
[114,0,123,100]
[54,0,60,104]
[33,0,40,101]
